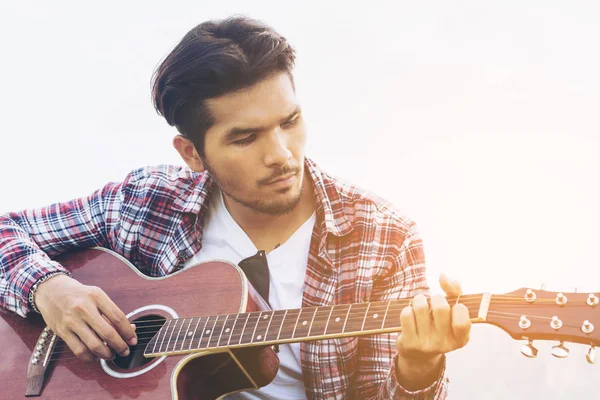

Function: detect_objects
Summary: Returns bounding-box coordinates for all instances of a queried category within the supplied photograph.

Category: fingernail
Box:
[121,349,130,357]
[129,336,137,346]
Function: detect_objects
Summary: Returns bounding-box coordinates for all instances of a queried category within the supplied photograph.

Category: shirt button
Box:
[178,251,187,258]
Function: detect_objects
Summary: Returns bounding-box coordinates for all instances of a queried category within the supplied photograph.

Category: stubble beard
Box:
[203,160,304,216]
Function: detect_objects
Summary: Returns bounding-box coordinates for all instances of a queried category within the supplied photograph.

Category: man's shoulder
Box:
[122,164,206,191]
[126,164,201,183]
[117,165,210,211]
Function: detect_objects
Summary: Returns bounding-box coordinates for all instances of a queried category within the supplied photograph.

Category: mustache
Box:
[259,165,301,185]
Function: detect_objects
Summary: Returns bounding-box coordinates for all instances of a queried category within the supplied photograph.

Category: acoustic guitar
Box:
[1,247,598,399]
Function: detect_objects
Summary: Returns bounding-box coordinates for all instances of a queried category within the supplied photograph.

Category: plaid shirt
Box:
[0,157,448,399]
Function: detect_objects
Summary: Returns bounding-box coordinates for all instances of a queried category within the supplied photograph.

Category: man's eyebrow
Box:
[224,106,301,141]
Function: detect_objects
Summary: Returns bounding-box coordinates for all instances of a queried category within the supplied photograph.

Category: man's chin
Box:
[256,194,302,216]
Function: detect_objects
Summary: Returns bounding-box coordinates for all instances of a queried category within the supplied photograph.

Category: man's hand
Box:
[34,274,137,362]
[395,274,471,390]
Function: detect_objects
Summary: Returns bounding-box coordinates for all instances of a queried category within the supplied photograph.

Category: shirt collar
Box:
[171,157,355,238]
[171,167,214,214]
[305,157,354,238]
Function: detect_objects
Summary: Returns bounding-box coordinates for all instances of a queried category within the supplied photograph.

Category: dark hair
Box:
[151,16,296,156]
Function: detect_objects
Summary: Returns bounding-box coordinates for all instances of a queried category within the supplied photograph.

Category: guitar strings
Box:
[46,309,596,361]
[45,297,596,345]
[46,294,594,329]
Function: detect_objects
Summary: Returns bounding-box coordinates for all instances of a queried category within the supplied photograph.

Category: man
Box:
[0,16,470,399]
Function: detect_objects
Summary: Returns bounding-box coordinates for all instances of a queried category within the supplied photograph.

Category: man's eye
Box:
[282,117,299,129]
[233,134,255,146]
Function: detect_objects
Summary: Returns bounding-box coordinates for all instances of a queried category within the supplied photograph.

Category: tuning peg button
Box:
[521,340,538,358]
[551,341,569,358]
[586,346,596,364]
[582,320,595,334]
[525,289,537,303]
[550,316,563,330]
[519,316,531,329]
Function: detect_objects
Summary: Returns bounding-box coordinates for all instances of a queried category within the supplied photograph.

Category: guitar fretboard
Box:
[144,295,485,357]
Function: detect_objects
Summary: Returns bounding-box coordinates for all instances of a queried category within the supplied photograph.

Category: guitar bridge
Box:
[25,325,58,397]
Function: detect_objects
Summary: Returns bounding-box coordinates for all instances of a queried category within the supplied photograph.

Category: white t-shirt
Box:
[184,188,316,400]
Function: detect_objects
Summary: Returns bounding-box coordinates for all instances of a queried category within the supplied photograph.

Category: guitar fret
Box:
[180,318,194,351]
[195,316,211,349]
[383,301,404,330]
[237,313,251,345]
[241,312,260,345]
[306,307,320,337]
[178,318,190,351]
[163,319,178,353]
[344,303,369,333]
[274,309,289,341]
[290,309,303,339]
[232,313,249,345]
[360,304,371,331]
[252,311,273,343]
[199,316,217,349]
[250,312,263,343]
[382,301,391,330]
[307,306,333,337]
[208,315,226,348]
[324,306,334,335]
[277,309,301,340]
[324,304,351,335]
[226,314,240,346]
[214,315,229,348]
[342,304,352,333]
[155,319,171,354]
[293,307,317,339]
[363,302,390,331]
[189,317,202,351]
[170,318,183,353]
[264,312,275,341]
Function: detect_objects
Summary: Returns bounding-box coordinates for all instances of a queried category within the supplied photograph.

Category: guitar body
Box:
[0,248,279,399]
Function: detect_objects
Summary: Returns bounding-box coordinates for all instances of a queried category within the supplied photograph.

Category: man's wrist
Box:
[395,352,445,391]
[28,271,71,314]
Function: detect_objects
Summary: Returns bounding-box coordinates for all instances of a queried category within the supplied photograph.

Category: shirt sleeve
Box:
[0,181,124,317]
[354,221,449,399]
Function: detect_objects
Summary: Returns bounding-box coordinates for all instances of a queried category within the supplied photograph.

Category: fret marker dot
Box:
[302,320,307,326]
[256,335,262,340]
[187,332,193,337]
[225,328,230,333]
[335,317,341,322]
[205,330,211,334]
[373,313,379,319]
[263,315,269,319]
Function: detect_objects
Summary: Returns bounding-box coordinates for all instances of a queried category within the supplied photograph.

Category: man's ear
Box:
[173,135,205,172]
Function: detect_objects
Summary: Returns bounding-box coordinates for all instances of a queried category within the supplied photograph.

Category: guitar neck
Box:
[145,294,489,357]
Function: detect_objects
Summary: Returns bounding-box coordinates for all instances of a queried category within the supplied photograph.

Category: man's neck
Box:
[223,173,316,252]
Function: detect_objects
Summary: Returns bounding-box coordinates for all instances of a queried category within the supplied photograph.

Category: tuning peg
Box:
[551,341,570,358]
[586,346,596,364]
[521,340,538,358]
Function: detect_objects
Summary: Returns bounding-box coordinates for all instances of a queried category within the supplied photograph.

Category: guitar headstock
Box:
[487,288,599,362]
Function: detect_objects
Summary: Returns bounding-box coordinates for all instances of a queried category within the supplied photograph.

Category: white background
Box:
[1,1,599,398]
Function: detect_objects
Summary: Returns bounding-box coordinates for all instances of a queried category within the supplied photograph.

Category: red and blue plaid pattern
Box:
[0,158,448,399]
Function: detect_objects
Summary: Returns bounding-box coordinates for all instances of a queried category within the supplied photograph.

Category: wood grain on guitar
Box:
[0,247,598,399]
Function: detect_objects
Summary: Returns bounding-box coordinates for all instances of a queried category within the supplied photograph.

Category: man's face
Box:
[201,72,307,216]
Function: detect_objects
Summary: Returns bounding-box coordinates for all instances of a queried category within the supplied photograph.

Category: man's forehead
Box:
[206,75,298,127]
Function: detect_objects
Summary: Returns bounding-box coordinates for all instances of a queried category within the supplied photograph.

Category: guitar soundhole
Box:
[112,314,166,370]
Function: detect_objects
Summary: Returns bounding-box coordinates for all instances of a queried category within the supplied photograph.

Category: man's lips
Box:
[263,172,297,185]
